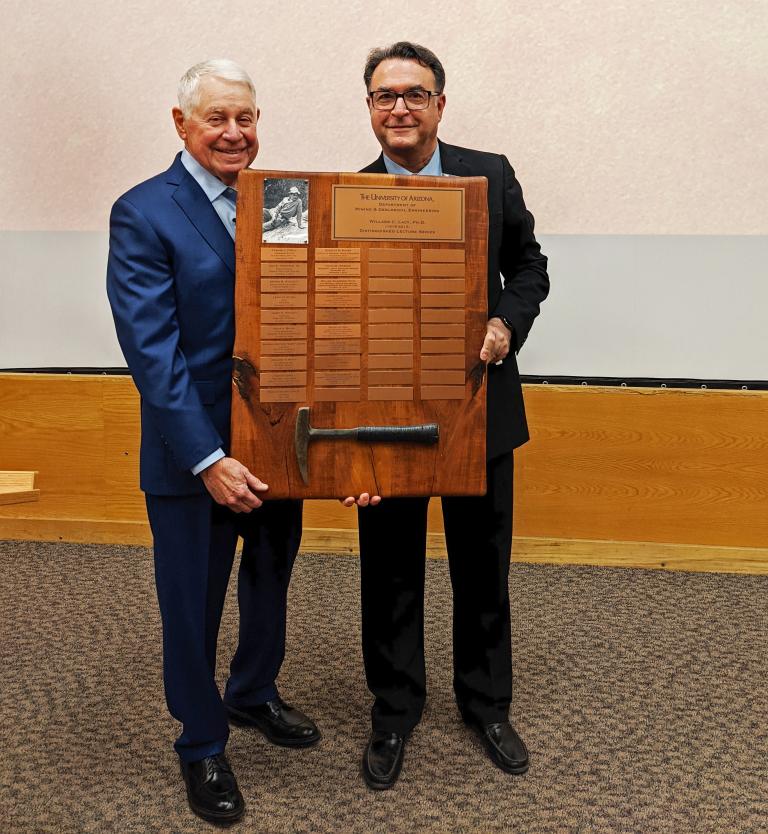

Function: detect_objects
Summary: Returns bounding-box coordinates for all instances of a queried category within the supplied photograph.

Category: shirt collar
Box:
[382,145,442,176]
[180,149,232,202]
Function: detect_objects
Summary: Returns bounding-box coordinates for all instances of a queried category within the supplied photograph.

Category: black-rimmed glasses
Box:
[368,89,441,111]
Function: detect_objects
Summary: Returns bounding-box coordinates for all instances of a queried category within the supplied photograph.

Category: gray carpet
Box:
[1,541,767,833]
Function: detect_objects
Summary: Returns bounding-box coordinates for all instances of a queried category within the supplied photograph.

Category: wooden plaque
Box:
[232,170,488,498]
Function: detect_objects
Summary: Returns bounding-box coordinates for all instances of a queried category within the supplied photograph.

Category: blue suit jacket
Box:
[107,153,236,495]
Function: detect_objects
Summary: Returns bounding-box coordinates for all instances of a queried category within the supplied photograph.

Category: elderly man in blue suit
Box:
[107,59,319,824]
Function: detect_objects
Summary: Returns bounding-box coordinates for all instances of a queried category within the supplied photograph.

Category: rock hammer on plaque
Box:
[294,407,439,484]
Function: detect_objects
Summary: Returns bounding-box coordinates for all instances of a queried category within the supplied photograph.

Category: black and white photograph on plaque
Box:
[262,178,309,244]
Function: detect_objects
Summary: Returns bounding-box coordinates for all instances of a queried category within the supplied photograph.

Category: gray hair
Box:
[177,59,256,116]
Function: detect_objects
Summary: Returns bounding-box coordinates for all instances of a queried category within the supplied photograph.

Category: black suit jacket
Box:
[361,140,549,458]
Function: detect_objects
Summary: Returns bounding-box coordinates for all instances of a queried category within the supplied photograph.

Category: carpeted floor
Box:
[0,540,766,834]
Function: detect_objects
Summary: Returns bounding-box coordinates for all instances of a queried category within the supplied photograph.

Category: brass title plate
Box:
[332,186,465,242]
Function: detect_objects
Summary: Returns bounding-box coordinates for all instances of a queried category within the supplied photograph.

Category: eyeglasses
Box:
[368,89,441,111]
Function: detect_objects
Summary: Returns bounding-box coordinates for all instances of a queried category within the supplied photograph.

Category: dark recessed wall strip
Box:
[1,369,766,390]
[1,368,132,375]
[521,375,768,390]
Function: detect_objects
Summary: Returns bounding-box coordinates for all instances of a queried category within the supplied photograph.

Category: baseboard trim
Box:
[0,517,153,545]
[510,536,768,575]
[301,529,768,574]
[2,518,766,574]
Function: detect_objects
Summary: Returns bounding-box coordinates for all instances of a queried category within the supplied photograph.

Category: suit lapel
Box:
[438,141,471,178]
[169,155,235,275]
[360,154,388,174]
[363,144,471,177]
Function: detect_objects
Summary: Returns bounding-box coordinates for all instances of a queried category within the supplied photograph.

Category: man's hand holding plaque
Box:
[341,493,382,508]
[480,316,513,366]
[199,457,269,512]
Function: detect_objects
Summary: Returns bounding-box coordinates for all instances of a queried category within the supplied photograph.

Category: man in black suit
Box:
[353,41,549,789]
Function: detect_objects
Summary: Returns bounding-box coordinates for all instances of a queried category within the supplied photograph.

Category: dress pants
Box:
[145,493,302,762]
[357,453,514,735]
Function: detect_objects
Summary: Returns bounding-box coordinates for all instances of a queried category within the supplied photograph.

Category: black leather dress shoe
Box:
[225,697,321,747]
[179,753,244,824]
[468,720,529,774]
[362,730,407,790]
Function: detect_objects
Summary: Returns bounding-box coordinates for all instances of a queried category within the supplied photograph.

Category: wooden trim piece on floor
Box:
[0,517,152,545]
[2,518,766,574]
[0,471,39,506]
[511,536,768,575]
[299,527,447,559]
[300,529,768,575]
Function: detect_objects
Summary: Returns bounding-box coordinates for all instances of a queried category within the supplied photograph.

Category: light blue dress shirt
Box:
[180,149,236,475]
[382,145,443,176]
[180,149,238,240]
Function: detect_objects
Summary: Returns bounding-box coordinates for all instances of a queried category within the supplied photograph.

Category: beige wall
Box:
[2,0,766,234]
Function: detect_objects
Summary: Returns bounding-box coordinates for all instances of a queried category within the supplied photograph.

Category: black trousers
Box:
[357,453,514,734]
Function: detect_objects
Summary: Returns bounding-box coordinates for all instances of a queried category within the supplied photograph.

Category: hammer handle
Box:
[356,424,439,444]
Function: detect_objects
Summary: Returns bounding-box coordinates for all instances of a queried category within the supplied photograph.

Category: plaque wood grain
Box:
[232,170,488,498]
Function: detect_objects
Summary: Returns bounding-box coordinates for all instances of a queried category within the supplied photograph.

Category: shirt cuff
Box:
[191,448,226,476]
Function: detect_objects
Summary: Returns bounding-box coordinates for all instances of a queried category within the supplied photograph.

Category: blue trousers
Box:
[145,493,302,762]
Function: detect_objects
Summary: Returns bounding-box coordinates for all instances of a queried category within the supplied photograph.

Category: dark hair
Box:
[363,41,445,92]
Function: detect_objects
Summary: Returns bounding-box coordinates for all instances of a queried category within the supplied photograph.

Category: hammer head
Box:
[294,407,311,484]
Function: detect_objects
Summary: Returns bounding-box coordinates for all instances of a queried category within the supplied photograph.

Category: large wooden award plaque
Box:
[231,170,488,498]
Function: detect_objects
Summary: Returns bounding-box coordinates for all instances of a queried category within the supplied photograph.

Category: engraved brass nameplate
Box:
[315,262,361,277]
[261,248,308,261]
[315,278,361,293]
[332,186,465,242]
[261,262,308,277]
[315,247,361,261]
